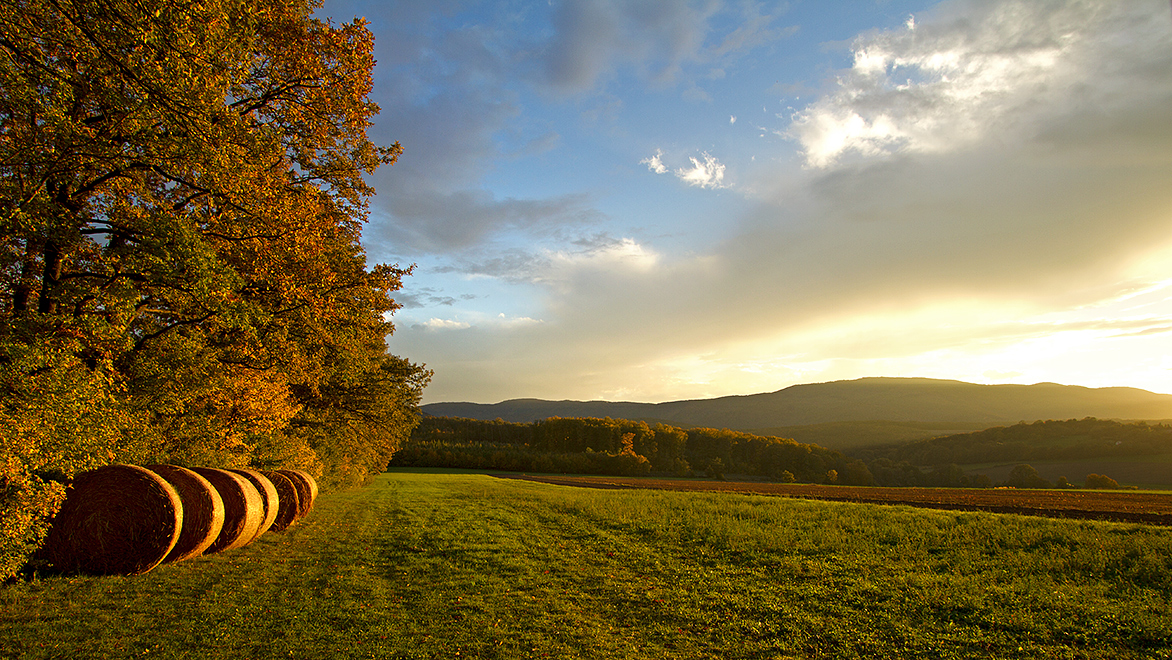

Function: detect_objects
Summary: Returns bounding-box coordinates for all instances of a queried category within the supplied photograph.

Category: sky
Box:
[316,0,1172,405]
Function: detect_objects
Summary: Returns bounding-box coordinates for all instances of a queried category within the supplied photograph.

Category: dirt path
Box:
[493,474,1172,525]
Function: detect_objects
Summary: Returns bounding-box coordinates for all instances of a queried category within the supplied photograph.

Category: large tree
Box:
[0,0,428,578]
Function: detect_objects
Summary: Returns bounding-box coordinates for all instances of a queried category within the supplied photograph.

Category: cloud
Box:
[400,0,1172,403]
[539,0,794,95]
[433,235,660,286]
[541,0,718,93]
[640,149,669,174]
[785,0,1172,169]
[493,313,544,329]
[394,287,470,309]
[406,313,542,340]
[334,0,791,266]
[366,190,605,256]
[642,149,729,188]
[416,318,472,331]
[675,152,726,188]
[338,0,1172,404]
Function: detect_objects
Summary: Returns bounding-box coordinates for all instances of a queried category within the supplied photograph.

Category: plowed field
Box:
[494,474,1172,525]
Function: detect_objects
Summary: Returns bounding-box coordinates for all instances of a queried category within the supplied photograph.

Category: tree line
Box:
[392,416,876,485]
[853,418,1172,465]
[395,416,1136,491]
[1,0,429,579]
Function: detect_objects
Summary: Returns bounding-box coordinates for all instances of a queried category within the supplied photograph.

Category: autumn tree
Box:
[0,0,428,578]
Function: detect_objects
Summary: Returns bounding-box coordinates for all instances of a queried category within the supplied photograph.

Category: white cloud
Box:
[420,318,472,331]
[729,115,736,124]
[549,237,660,274]
[675,152,727,188]
[494,313,544,329]
[376,0,1172,405]
[640,149,668,174]
[643,149,730,188]
[785,0,1171,168]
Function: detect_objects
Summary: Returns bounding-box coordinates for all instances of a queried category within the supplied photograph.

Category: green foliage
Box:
[0,333,137,578]
[0,0,429,578]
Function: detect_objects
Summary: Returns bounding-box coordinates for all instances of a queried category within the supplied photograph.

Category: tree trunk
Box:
[12,238,41,315]
[37,239,62,315]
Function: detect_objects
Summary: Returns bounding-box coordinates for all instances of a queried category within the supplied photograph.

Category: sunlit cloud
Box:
[549,237,660,273]
[640,149,668,174]
[783,0,1139,168]
[675,151,727,188]
[418,318,472,331]
[492,314,544,329]
[340,0,1172,404]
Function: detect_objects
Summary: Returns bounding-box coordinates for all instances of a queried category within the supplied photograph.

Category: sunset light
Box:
[319,0,1172,404]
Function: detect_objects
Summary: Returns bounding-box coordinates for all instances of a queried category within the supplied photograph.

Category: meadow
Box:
[2,469,1170,659]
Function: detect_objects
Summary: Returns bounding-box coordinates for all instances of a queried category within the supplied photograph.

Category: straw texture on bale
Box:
[261,470,301,531]
[228,469,278,542]
[276,469,314,520]
[189,468,264,554]
[147,465,225,563]
[285,469,318,507]
[37,465,182,575]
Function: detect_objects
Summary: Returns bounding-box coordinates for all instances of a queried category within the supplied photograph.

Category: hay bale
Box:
[260,470,300,531]
[280,469,317,510]
[189,468,263,554]
[147,464,225,563]
[228,469,278,541]
[288,469,318,506]
[276,469,314,520]
[37,465,182,575]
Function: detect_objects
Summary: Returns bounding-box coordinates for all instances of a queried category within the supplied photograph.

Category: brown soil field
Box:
[493,474,1172,526]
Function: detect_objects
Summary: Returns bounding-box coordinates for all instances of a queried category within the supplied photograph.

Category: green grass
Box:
[2,469,1171,659]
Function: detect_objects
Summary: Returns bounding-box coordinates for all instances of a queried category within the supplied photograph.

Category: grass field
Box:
[2,469,1171,659]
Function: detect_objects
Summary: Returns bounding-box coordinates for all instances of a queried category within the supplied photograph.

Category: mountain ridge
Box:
[421,377,1172,430]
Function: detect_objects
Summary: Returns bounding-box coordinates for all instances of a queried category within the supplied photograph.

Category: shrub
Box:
[1085,473,1119,489]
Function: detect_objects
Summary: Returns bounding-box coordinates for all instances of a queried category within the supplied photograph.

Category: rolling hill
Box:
[422,377,1172,432]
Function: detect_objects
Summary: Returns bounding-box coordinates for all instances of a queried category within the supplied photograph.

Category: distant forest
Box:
[857,418,1172,465]
[391,416,873,485]
[393,416,1160,489]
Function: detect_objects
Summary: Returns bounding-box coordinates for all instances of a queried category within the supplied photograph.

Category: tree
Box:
[0,0,427,577]
[705,458,725,480]
[1084,473,1119,489]
[1005,464,1051,489]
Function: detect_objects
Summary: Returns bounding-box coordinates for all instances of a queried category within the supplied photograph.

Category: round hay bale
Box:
[279,469,317,510]
[276,469,314,520]
[260,470,301,531]
[189,468,263,554]
[284,468,314,506]
[290,469,318,506]
[228,469,278,541]
[37,465,182,576]
[147,464,225,563]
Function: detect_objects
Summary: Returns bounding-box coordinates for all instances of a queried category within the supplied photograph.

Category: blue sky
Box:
[318,0,1172,404]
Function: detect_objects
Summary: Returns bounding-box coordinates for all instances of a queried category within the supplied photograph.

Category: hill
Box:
[422,377,1172,431]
